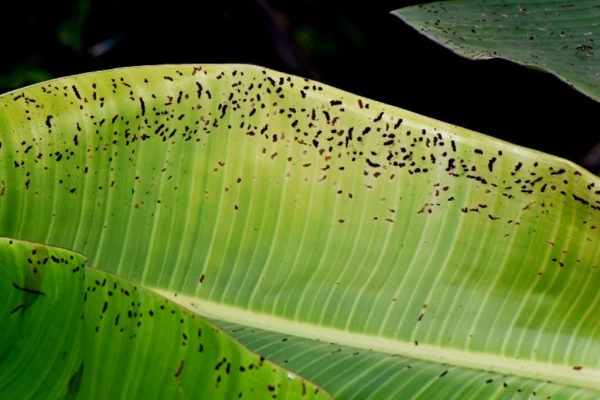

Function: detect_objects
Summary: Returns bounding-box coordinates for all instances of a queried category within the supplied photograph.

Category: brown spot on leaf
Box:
[175,360,184,377]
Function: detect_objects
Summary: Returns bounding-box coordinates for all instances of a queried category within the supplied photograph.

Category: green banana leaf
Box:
[1,64,600,398]
[1,238,325,399]
[392,0,600,102]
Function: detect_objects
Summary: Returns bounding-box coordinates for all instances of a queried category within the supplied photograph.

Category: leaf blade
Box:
[0,237,329,399]
[1,64,600,396]
[392,0,600,102]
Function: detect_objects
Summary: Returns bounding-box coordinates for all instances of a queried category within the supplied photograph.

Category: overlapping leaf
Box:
[0,238,326,399]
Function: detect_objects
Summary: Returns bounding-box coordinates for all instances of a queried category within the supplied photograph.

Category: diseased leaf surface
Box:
[215,321,600,399]
[0,237,327,399]
[1,64,600,397]
[393,0,600,102]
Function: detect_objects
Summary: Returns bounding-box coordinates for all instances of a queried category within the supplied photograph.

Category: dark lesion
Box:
[10,281,45,317]
[64,363,84,400]
[12,282,45,296]
[10,304,24,315]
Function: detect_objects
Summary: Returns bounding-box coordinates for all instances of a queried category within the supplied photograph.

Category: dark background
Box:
[2,0,599,170]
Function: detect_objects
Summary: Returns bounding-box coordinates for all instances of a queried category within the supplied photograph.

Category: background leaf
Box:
[58,0,92,54]
[392,0,600,102]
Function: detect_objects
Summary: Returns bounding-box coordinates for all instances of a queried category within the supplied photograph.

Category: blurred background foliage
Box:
[2,0,600,170]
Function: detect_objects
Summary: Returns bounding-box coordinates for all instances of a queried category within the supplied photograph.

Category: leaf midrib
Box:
[152,288,600,392]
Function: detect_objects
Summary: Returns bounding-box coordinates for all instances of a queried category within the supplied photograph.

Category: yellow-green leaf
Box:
[1,64,599,398]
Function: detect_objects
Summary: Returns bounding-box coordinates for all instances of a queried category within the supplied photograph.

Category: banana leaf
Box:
[0,64,599,398]
[392,0,600,102]
[1,238,325,399]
